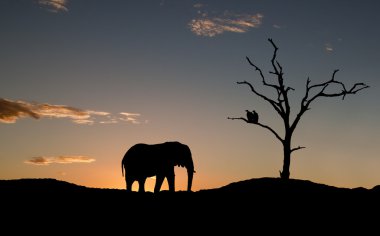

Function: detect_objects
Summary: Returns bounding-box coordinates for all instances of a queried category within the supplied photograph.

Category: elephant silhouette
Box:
[121,141,195,193]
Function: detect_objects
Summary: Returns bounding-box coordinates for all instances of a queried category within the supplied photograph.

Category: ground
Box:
[1,178,379,232]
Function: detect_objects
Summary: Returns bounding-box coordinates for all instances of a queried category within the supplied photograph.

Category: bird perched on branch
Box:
[246,110,259,124]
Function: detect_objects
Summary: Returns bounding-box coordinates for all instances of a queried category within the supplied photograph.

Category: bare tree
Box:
[228,38,369,180]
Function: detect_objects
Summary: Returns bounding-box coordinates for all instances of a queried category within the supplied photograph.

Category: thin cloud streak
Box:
[0,98,91,123]
[0,98,39,123]
[87,111,110,116]
[189,12,263,37]
[0,98,143,125]
[193,3,204,8]
[25,156,95,166]
[38,0,68,13]
[100,120,118,124]
[325,43,334,53]
[120,112,141,124]
[73,119,94,125]
[32,103,90,120]
[120,112,140,116]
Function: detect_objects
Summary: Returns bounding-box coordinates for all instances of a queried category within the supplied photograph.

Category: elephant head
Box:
[121,141,195,193]
[170,142,194,191]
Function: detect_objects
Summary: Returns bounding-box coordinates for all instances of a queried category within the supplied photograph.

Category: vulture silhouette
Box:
[246,110,258,124]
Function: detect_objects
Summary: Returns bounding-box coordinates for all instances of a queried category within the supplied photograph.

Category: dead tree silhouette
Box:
[228,38,369,180]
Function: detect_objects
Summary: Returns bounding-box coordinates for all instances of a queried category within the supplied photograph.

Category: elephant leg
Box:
[138,178,146,193]
[167,170,175,192]
[154,175,165,193]
[126,177,134,192]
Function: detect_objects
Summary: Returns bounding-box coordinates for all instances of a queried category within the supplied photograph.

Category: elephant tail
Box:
[121,160,124,177]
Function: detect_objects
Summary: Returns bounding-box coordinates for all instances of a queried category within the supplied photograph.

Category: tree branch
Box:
[227,117,283,142]
[239,39,291,119]
[246,56,280,91]
[267,38,292,123]
[306,70,369,105]
[236,81,283,116]
[293,69,369,132]
[291,146,306,153]
[268,38,280,76]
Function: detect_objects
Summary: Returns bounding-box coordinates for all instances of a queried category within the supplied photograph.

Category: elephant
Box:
[121,141,195,193]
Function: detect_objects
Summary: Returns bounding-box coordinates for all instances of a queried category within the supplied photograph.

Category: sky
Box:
[0,0,379,192]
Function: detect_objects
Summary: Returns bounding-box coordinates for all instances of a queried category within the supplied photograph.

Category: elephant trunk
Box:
[186,163,194,192]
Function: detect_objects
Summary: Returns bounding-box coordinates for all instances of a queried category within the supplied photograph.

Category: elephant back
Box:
[123,143,156,163]
[122,143,161,175]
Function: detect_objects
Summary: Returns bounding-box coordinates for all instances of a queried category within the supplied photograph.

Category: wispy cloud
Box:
[189,10,263,37]
[0,99,39,123]
[193,3,205,8]
[120,112,141,124]
[32,103,90,120]
[38,0,68,13]
[72,119,94,125]
[325,43,334,53]
[99,118,118,124]
[0,98,92,124]
[87,111,110,116]
[25,155,95,166]
[0,98,143,125]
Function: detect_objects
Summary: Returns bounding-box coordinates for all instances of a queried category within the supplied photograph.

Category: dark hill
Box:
[1,177,379,198]
[0,177,363,192]
[204,177,351,194]
[0,178,87,193]
[1,178,379,231]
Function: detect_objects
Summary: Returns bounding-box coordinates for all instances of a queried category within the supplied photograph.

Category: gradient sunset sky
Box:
[1,0,379,191]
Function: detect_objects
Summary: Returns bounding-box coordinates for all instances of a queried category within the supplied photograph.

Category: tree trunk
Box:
[280,138,291,179]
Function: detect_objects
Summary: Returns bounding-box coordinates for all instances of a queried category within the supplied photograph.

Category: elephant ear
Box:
[169,142,190,168]
[173,158,184,167]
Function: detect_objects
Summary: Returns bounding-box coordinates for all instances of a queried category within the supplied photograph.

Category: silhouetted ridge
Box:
[212,177,350,194]
[1,177,380,226]
[2,177,377,195]
[371,185,380,193]
[0,178,88,194]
